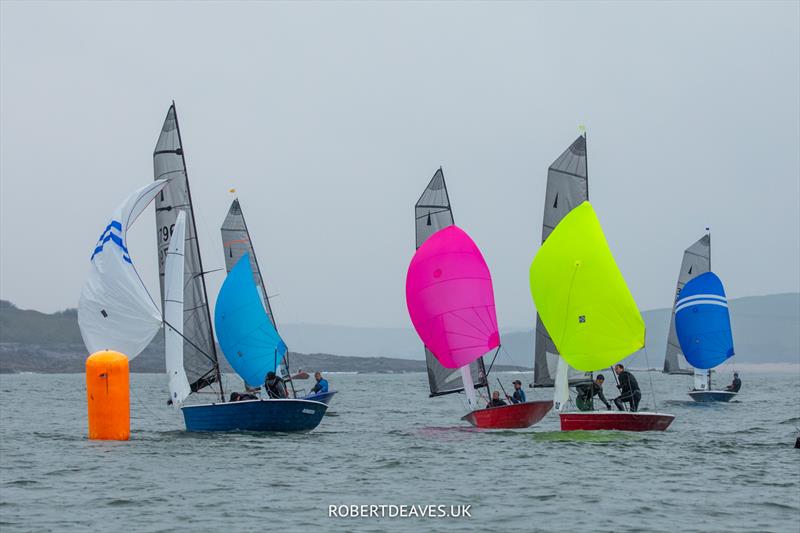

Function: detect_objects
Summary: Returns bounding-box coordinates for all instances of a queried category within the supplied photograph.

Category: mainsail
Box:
[78,181,167,358]
[663,234,711,374]
[221,199,275,327]
[154,103,222,397]
[415,169,488,396]
[533,136,592,387]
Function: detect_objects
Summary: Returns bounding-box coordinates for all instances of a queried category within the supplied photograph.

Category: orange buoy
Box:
[86,350,130,440]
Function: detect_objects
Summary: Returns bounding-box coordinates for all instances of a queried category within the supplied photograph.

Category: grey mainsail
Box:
[154,103,223,398]
[221,199,275,327]
[415,168,489,397]
[220,198,294,389]
[532,135,592,387]
[663,234,711,374]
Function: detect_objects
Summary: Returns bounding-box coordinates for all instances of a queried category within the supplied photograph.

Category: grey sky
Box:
[1,1,798,329]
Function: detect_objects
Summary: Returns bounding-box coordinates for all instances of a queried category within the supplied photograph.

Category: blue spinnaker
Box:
[215,253,287,388]
[675,272,734,370]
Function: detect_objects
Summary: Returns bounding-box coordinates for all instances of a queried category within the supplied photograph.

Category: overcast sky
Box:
[1,1,798,329]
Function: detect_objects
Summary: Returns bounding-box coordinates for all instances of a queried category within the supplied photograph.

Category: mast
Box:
[238,196,296,397]
[172,101,224,400]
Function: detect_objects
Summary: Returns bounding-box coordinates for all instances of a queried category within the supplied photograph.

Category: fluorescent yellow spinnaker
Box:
[529,201,645,372]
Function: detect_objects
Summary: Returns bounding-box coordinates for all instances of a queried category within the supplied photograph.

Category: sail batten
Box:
[154,103,222,397]
[414,169,488,396]
[533,136,592,387]
[663,234,711,374]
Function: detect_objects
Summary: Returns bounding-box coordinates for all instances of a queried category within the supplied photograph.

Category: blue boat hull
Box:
[182,398,328,432]
[688,390,737,403]
[303,390,337,405]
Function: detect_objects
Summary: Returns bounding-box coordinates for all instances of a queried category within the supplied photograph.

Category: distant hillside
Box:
[278,293,800,364]
[1,293,797,373]
[0,300,523,374]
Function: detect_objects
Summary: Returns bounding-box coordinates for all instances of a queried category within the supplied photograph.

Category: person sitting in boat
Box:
[264,371,289,399]
[506,380,526,404]
[309,372,329,395]
[229,391,258,402]
[725,372,742,393]
[612,364,641,412]
[486,390,507,408]
[575,374,611,411]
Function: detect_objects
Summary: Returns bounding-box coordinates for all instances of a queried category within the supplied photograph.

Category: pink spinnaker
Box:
[405,226,500,369]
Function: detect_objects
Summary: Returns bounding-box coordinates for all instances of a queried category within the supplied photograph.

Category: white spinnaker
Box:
[164,211,191,406]
[78,181,168,358]
[553,356,570,412]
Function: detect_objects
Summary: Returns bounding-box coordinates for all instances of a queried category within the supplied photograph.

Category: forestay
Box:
[215,254,288,388]
[153,103,221,395]
[78,181,167,358]
[406,226,500,369]
[533,135,591,387]
[415,169,487,395]
[529,201,645,372]
[164,211,191,406]
[675,271,734,370]
[663,235,710,374]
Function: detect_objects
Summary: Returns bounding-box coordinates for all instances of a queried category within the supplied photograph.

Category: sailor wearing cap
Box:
[507,380,527,404]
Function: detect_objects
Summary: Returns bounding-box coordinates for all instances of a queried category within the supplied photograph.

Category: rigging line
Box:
[163,318,216,365]
[485,346,501,375]
[642,344,659,413]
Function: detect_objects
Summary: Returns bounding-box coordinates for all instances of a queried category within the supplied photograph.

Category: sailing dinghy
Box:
[530,200,675,432]
[663,234,737,402]
[220,197,336,406]
[408,170,552,429]
[153,103,327,431]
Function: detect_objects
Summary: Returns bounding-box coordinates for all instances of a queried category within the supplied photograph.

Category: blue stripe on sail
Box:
[674,299,728,314]
[96,221,122,243]
[215,253,287,388]
[675,293,727,307]
[90,225,130,261]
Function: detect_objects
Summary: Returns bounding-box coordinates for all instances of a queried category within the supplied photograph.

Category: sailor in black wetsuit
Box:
[575,374,612,410]
[613,364,641,412]
[486,390,507,408]
[264,371,289,399]
[725,373,742,393]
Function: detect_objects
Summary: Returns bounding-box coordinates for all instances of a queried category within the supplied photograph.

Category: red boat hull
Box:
[462,400,553,429]
[559,411,675,432]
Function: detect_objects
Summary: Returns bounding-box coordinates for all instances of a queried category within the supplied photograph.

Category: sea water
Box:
[1,371,798,532]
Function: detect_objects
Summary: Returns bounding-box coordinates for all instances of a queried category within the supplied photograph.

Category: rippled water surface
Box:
[1,371,798,532]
